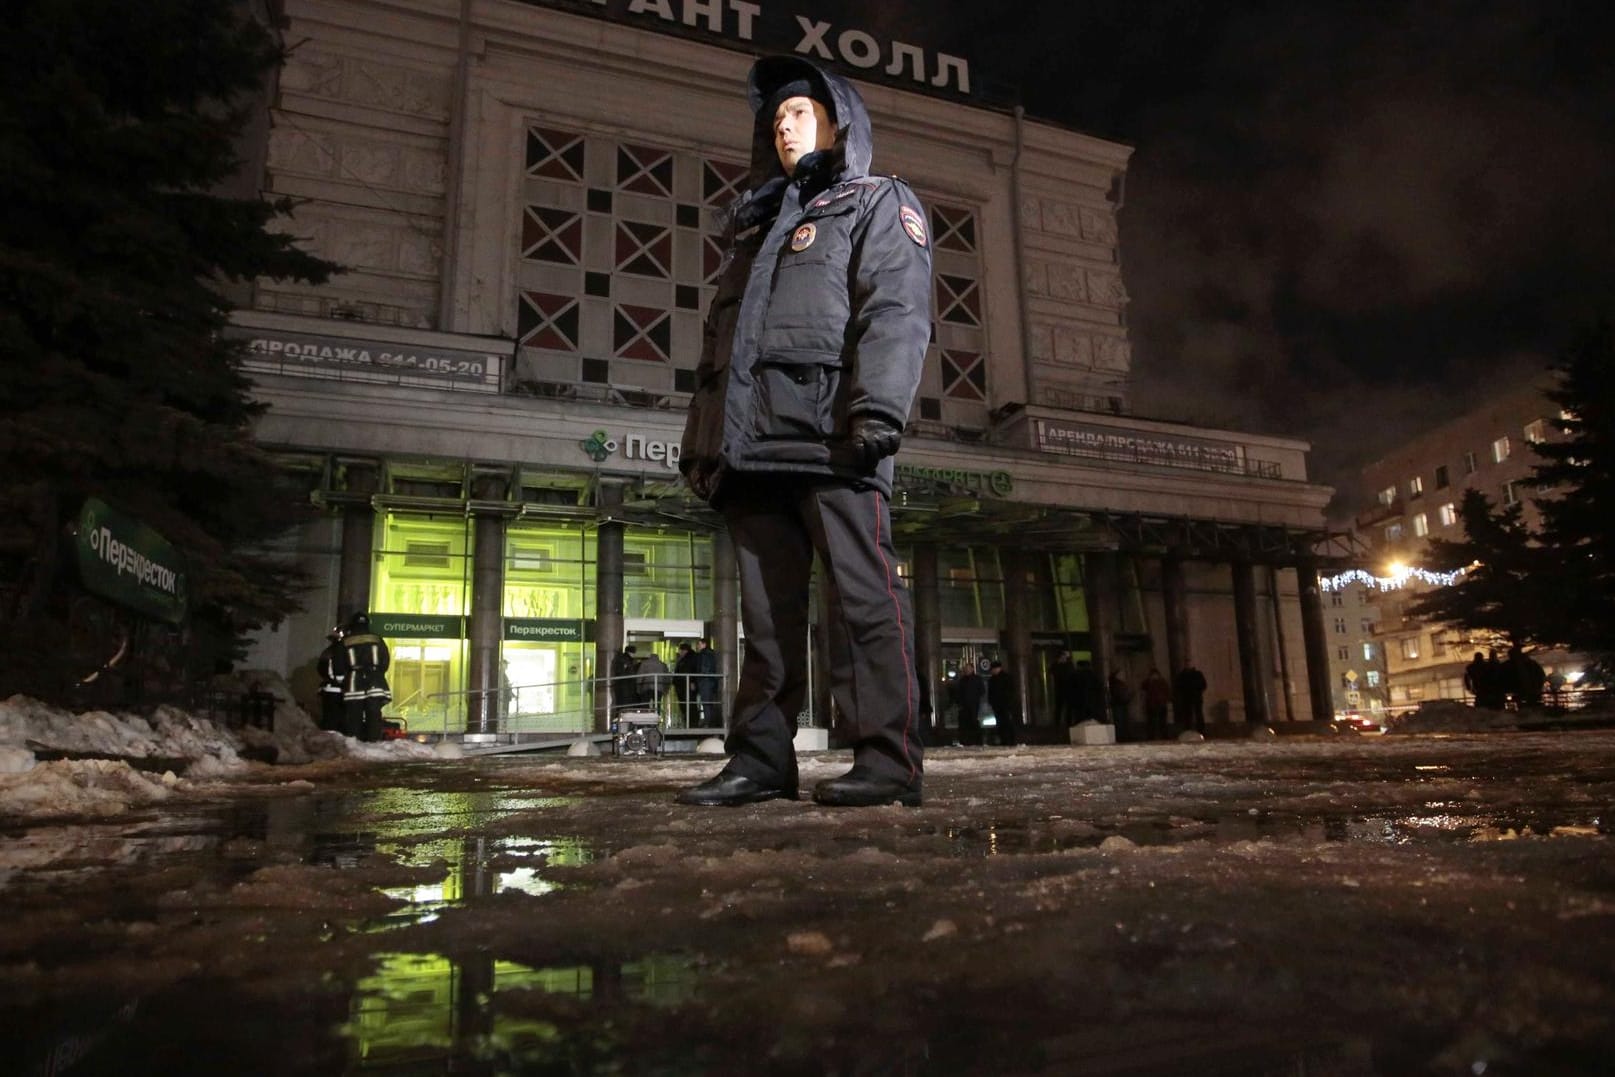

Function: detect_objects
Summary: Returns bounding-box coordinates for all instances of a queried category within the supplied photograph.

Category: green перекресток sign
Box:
[74,498,188,624]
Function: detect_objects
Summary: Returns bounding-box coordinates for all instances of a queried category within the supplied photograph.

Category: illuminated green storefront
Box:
[370,513,712,735]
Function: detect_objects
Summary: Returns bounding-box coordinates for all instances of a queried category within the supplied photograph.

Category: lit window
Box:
[1438,502,1457,527]
[1366,670,1381,688]
[1464,450,1477,474]
[1377,486,1396,506]
[1408,475,1424,498]
[1434,464,1449,489]
[1413,513,1428,537]
[1402,637,1421,660]
[1524,419,1546,444]
[1502,480,1519,506]
[1362,642,1375,662]
[1385,522,1404,542]
[1492,436,1510,463]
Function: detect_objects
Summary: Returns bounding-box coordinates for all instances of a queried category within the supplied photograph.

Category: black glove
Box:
[849,415,902,468]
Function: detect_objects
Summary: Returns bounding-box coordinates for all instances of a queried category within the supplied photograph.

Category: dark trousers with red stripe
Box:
[720,476,923,787]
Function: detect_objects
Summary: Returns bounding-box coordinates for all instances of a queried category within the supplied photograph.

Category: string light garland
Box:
[1321,567,1466,592]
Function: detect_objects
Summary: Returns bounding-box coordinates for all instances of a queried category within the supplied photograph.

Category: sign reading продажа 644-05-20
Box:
[74,498,188,624]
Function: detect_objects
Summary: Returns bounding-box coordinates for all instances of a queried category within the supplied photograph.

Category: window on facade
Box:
[1385,522,1404,543]
[1492,436,1510,463]
[1337,646,1349,661]
[1464,450,1478,474]
[1502,480,1520,506]
[1412,513,1428,537]
[1434,464,1449,489]
[1401,637,1421,660]
[1333,617,1347,634]
[1524,419,1546,444]
[1377,486,1396,506]
[1360,618,1373,634]
[1366,670,1381,688]
[1439,502,1457,527]
[1330,593,1343,607]
[1408,475,1424,498]
[516,123,749,389]
[1362,642,1375,662]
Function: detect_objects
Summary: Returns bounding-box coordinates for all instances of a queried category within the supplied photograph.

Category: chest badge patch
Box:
[790,222,817,252]
[899,205,928,247]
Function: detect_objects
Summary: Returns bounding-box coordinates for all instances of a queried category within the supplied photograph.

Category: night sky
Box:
[800,1,1615,496]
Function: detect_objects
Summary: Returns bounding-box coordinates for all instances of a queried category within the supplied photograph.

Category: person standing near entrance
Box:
[637,647,672,719]
[986,661,1022,746]
[673,642,700,726]
[1141,667,1170,740]
[691,637,720,727]
[1051,649,1079,728]
[951,664,985,746]
[675,55,933,808]
[1174,663,1207,734]
[611,644,642,716]
[334,612,390,742]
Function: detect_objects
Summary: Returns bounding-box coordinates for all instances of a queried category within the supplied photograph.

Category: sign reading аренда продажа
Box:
[75,498,188,624]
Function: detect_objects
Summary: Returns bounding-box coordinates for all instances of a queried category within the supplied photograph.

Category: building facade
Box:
[1344,383,1564,712]
[236,0,1342,739]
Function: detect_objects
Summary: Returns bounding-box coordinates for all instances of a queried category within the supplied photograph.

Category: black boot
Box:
[812,765,922,808]
[675,768,798,806]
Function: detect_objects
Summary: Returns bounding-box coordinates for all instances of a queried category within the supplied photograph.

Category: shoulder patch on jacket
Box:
[899,205,928,247]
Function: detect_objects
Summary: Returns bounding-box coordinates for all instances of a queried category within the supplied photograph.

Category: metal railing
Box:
[410,672,724,739]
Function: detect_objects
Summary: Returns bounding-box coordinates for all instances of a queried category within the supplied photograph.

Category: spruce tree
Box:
[1530,322,1615,669]
[0,0,335,701]
[1405,488,1553,649]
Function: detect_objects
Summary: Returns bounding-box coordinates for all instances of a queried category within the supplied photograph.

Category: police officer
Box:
[334,612,391,741]
[676,55,932,808]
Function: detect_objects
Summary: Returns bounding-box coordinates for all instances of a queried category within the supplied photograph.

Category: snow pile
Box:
[1387,694,1615,734]
[0,671,433,819]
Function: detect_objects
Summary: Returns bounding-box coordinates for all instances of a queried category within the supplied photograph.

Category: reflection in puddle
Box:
[368,834,596,929]
[344,951,697,1069]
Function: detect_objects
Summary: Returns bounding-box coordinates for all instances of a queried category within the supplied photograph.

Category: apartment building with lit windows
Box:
[1345,383,1562,711]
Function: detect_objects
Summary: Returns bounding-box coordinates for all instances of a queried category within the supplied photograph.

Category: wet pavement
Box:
[3,730,1614,1075]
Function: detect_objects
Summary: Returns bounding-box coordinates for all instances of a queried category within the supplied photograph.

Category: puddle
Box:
[942,810,1609,856]
[366,834,596,929]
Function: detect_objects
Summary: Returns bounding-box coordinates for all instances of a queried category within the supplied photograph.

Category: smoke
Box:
[1110,3,1615,494]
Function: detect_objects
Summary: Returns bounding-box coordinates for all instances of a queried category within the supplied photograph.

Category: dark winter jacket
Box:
[680,56,934,500]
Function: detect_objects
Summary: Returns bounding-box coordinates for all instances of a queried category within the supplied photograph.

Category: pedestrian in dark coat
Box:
[675,55,933,810]
[610,645,641,715]
[334,612,390,742]
[673,642,700,727]
[1174,664,1208,733]
[1073,660,1103,723]
[952,666,985,746]
[986,661,1022,746]
[1141,668,1170,740]
[1051,650,1079,728]
[637,650,672,717]
[692,638,720,726]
